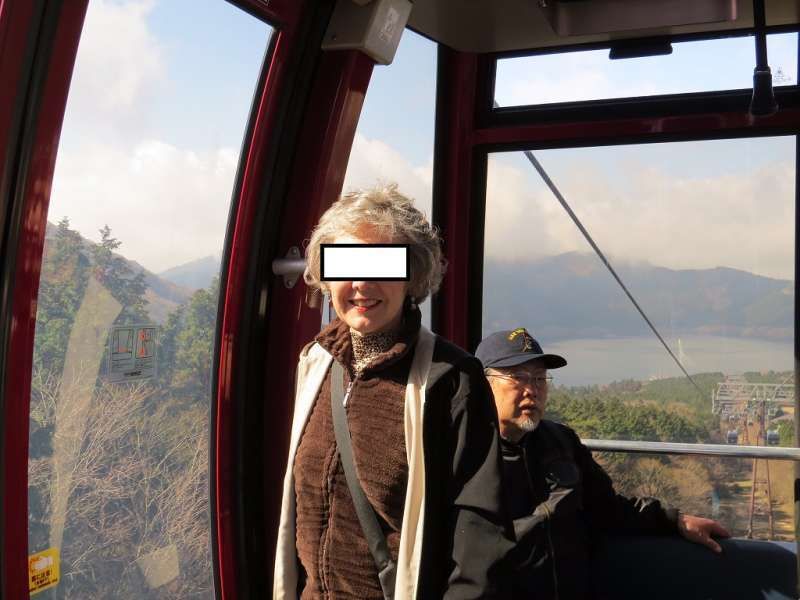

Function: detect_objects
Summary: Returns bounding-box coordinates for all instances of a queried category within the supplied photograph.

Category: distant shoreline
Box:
[545,334,793,387]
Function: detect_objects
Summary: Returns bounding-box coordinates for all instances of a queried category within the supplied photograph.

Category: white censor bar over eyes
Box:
[321,244,409,281]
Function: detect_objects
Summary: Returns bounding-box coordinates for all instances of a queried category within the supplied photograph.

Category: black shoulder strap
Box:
[330,360,396,600]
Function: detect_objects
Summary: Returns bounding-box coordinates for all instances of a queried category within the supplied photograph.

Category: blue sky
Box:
[357,31,438,164]
[144,0,272,151]
[57,0,273,153]
[48,0,797,281]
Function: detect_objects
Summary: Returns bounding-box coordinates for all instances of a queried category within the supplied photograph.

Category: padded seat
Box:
[592,536,798,600]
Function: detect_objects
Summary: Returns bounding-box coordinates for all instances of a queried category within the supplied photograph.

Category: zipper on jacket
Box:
[343,380,354,407]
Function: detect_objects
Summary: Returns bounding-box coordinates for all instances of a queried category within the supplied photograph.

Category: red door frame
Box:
[211,1,373,597]
[213,2,308,595]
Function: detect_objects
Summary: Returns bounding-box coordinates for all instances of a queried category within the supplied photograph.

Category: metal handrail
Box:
[584,439,800,461]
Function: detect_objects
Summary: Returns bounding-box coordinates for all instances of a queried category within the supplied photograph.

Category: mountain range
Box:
[42,222,793,341]
[483,252,792,341]
[158,255,221,290]
[158,250,792,342]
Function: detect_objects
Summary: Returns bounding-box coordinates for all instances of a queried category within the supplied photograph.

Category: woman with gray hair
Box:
[273,185,511,599]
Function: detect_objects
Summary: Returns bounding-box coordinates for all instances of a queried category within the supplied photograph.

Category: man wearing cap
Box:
[476,328,730,600]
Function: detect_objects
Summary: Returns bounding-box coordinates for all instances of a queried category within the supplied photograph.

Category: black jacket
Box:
[502,420,679,600]
[417,335,515,600]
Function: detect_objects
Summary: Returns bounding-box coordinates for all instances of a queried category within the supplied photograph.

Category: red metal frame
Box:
[214,1,306,596]
[0,1,88,598]
[473,108,800,147]
[234,0,301,27]
[0,0,37,205]
[432,48,482,350]
[0,1,39,592]
[215,2,374,599]
[432,49,800,353]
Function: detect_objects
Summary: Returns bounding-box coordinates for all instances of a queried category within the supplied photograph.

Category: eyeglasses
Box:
[488,371,553,390]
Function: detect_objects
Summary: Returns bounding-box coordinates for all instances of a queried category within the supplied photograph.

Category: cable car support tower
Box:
[713,377,794,538]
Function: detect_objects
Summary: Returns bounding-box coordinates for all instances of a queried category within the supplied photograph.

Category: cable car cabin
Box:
[2,0,800,599]
[768,430,782,446]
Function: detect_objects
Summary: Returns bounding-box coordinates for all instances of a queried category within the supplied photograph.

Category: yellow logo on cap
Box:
[508,327,534,352]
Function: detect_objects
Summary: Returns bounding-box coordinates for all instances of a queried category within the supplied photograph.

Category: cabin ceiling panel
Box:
[407,0,800,53]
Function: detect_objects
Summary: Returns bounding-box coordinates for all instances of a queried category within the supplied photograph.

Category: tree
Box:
[155,302,186,390]
[777,419,795,447]
[171,277,220,400]
[90,225,149,324]
[33,217,90,376]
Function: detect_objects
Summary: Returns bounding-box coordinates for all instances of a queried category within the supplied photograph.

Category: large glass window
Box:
[27,1,273,597]
[483,136,795,540]
[495,33,798,107]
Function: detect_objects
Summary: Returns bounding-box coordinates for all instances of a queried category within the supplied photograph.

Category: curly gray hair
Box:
[303,184,446,303]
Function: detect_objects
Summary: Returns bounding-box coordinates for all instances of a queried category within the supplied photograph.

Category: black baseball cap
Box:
[476,328,567,370]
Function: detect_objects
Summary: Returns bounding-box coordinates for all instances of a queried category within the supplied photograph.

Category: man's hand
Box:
[677,513,731,553]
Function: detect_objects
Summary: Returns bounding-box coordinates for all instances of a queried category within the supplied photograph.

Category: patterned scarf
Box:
[349,328,399,377]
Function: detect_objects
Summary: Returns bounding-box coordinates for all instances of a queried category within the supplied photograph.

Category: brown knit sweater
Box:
[293,309,421,599]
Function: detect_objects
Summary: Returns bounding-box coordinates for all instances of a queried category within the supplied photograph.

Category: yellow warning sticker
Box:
[29,547,59,594]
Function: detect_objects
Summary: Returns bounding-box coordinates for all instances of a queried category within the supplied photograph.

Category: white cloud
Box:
[47,0,239,273]
[49,139,238,272]
[485,154,795,280]
[496,52,661,106]
[342,133,433,219]
[67,0,165,123]
[51,12,436,273]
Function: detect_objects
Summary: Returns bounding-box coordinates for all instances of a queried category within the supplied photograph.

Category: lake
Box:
[546,335,794,386]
